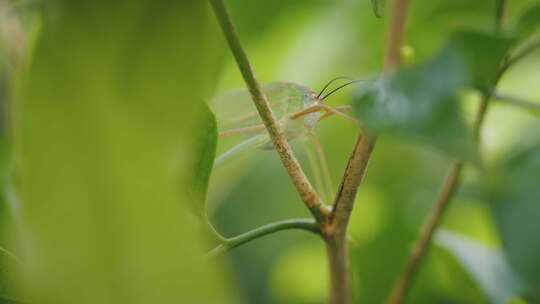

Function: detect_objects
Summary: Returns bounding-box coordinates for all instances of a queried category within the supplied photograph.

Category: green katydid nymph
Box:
[210,77,365,202]
[212,77,363,165]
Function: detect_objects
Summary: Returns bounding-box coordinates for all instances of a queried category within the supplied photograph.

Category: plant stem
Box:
[501,35,540,74]
[324,1,411,303]
[325,235,351,304]
[495,0,506,34]
[329,133,376,237]
[386,162,463,304]
[493,93,540,113]
[208,0,328,221]
[325,133,376,304]
[383,0,411,72]
[386,2,507,302]
[207,218,320,257]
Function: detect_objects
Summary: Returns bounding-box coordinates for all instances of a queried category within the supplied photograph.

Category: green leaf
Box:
[353,44,474,161]
[515,3,540,38]
[352,30,513,161]
[482,124,540,299]
[185,104,218,215]
[0,246,21,302]
[14,1,233,303]
[448,31,514,90]
[435,230,525,303]
[370,0,386,18]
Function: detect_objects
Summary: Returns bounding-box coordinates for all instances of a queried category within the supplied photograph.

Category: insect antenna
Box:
[316,76,355,99]
[321,80,369,101]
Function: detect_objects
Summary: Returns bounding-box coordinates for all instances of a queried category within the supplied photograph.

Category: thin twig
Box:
[386,2,508,302]
[383,0,411,73]
[328,132,376,237]
[209,0,328,221]
[386,162,463,304]
[207,218,320,257]
[493,93,540,113]
[500,35,540,74]
[495,0,506,34]
[324,1,411,303]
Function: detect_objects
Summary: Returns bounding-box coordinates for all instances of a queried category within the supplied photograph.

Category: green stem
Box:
[386,162,464,304]
[493,93,540,113]
[501,36,540,73]
[207,219,320,257]
[208,0,327,221]
[495,0,506,33]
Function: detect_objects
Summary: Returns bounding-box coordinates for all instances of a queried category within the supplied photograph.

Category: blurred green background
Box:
[209,0,540,303]
[0,0,539,303]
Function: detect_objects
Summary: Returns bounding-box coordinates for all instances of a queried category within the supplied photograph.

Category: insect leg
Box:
[219,124,266,137]
[288,104,325,120]
[319,104,357,124]
[304,141,326,203]
[310,131,333,202]
[214,134,269,168]
[320,105,351,120]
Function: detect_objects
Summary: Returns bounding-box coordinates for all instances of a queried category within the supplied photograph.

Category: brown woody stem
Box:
[209,0,328,221]
[325,133,376,304]
[324,0,411,303]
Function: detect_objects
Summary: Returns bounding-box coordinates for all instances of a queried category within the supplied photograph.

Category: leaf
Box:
[185,104,217,215]
[435,230,525,303]
[0,246,21,302]
[14,1,234,303]
[448,31,514,90]
[353,43,474,161]
[370,0,386,18]
[352,30,513,162]
[515,3,540,38]
[481,123,540,299]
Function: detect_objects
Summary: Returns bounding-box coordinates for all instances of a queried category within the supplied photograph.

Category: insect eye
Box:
[304,92,316,100]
